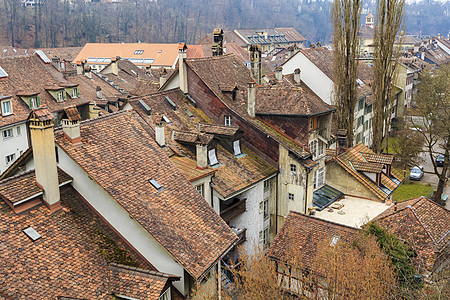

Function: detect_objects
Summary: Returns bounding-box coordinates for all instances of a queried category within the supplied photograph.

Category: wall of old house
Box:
[326,161,376,200]
[191,175,214,210]
[0,122,29,174]
[185,66,279,168]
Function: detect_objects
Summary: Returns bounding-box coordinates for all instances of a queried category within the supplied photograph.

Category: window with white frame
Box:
[208,149,219,166]
[224,115,232,126]
[314,167,325,189]
[288,193,294,202]
[195,184,204,197]
[57,91,64,102]
[309,140,317,158]
[5,153,15,164]
[259,198,269,220]
[16,126,21,136]
[263,179,270,192]
[2,128,13,139]
[318,140,324,156]
[290,164,296,174]
[72,88,78,98]
[1,99,12,116]
[29,97,38,109]
[259,227,269,245]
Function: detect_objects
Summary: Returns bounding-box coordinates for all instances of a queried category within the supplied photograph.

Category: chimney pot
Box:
[96,86,102,99]
[179,45,188,93]
[294,68,301,84]
[62,119,81,144]
[159,68,167,88]
[275,66,283,81]
[247,82,256,118]
[155,118,166,147]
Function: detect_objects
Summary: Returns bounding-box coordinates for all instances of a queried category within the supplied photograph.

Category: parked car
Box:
[436,155,445,167]
[409,166,424,181]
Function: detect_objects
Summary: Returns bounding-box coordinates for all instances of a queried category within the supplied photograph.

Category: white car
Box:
[409,166,424,181]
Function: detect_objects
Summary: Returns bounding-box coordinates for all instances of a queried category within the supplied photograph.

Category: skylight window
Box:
[0,66,8,78]
[134,50,144,55]
[23,227,41,241]
[330,235,340,247]
[148,178,163,191]
[138,100,151,115]
[165,97,176,111]
[162,114,171,125]
[208,149,219,166]
[233,140,242,156]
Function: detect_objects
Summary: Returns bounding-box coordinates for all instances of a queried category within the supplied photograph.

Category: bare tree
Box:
[331,0,362,147]
[372,0,405,153]
[410,65,450,204]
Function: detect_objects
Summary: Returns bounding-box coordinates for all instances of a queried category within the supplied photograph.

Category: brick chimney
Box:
[62,106,82,144]
[155,116,166,147]
[212,28,224,56]
[84,65,92,79]
[247,82,256,118]
[28,107,61,212]
[294,68,301,84]
[52,56,60,71]
[111,56,120,76]
[249,45,262,85]
[159,67,167,88]
[96,86,102,99]
[178,43,188,94]
[336,129,348,155]
[275,66,283,81]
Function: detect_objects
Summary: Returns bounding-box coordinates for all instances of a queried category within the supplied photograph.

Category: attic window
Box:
[1,99,13,116]
[165,97,176,110]
[23,227,41,241]
[0,66,8,78]
[148,178,163,191]
[233,140,242,156]
[208,149,219,166]
[138,100,152,115]
[330,235,340,247]
[162,114,172,125]
[134,50,144,55]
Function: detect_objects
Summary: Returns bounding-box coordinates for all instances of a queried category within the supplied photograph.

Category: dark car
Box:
[436,155,445,167]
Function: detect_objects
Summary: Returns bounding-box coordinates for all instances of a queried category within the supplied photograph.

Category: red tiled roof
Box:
[268,212,358,270]
[63,105,82,121]
[374,197,450,271]
[55,110,237,279]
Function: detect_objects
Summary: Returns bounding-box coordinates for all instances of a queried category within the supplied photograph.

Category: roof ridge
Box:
[289,211,359,232]
[109,263,178,279]
[407,204,439,247]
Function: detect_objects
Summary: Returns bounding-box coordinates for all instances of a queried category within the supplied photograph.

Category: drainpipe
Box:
[218,262,222,300]
[275,174,279,235]
[304,167,311,214]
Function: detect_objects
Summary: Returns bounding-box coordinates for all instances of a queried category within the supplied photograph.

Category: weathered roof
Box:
[268,212,358,270]
[62,105,82,121]
[0,190,165,299]
[332,143,404,201]
[361,152,394,165]
[173,130,214,145]
[199,123,240,136]
[374,197,450,271]
[170,156,216,182]
[235,28,306,44]
[54,110,237,279]
[0,168,71,204]
[359,25,374,39]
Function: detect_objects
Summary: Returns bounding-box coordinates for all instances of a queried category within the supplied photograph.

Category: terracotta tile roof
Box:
[170,156,216,182]
[74,43,204,68]
[63,105,82,121]
[36,47,83,62]
[185,54,310,157]
[359,25,374,39]
[55,110,237,279]
[199,123,240,136]
[268,212,358,270]
[109,264,176,299]
[235,28,306,44]
[0,55,90,127]
[333,143,404,201]
[255,84,333,116]
[68,72,123,100]
[374,197,450,271]
[351,160,384,173]
[0,190,161,298]
[361,152,394,165]
[199,31,249,48]
[30,106,53,121]
[173,130,214,145]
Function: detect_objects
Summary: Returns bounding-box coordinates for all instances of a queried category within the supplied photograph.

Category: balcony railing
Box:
[231,227,247,246]
[220,198,246,222]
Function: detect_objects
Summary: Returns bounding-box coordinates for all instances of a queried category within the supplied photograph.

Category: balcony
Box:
[220,198,246,222]
[231,227,247,246]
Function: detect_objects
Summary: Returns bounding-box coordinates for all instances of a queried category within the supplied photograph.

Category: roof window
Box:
[23,227,41,241]
[330,235,340,247]
[162,114,171,125]
[165,97,176,111]
[0,66,8,78]
[149,178,163,191]
[134,50,144,55]
[138,100,152,115]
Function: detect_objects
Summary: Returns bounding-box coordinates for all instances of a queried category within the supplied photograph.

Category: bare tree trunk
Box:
[331,0,362,147]
[372,0,404,153]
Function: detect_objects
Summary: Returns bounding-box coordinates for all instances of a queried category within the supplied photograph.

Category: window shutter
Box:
[77,89,80,97]
[28,98,32,109]
[37,96,41,106]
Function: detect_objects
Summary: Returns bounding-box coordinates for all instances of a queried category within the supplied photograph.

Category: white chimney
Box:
[84,66,92,79]
[294,68,301,84]
[28,107,61,212]
[196,143,208,169]
[111,56,120,76]
[62,106,82,144]
[178,43,188,94]
[275,66,283,81]
[247,82,256,118]
[159,67,168,88]
[76,60,85,75]
[96,86,102,99]
[155,117,166,147]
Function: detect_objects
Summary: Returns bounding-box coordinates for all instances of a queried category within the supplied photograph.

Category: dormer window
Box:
[1,99,12,116]
[29,97,38,109]
[72,88,78,98]
[224,116,232,127]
